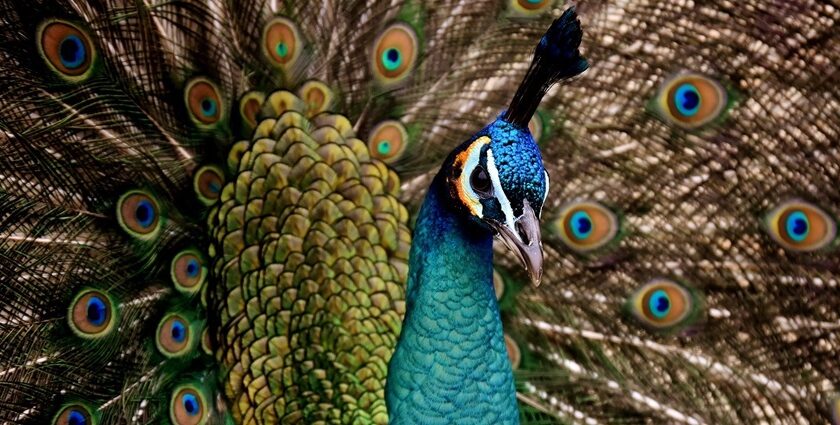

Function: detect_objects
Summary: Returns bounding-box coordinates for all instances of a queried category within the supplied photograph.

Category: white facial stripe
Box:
[485,149,517,235]
[459,139,486,217]
[541,170,550,215]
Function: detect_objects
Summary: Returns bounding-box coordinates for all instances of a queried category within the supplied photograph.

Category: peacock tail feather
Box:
[0,0,837,424]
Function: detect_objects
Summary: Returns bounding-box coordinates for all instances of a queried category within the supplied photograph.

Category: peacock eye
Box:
[470,166,492,196]
[510,0,553,15]
[170,385,208,425]
[368,120,409,164]
[193,165,225,206]
[171,249,207,295]
[371,23,418,86]
[551,201,619,253]
[68,289,117,339]
[652,72,729,129]
[53,404,95,425]
[156,313,195,358]
[185,78,224,127]
[764,200,836,252]
[117,190,162,240]
[38,20,96,81]
[262,17,302,70]
[238,91,265,131]
[627,278,700,332]
[298,80,334,116]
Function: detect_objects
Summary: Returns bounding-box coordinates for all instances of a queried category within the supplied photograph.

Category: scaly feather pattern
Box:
[0,0,838,424]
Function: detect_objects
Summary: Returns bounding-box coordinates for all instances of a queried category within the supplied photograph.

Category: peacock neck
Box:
[386,175,519,424]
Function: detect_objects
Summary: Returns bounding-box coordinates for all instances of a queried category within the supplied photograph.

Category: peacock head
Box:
[444,118,548,286]
[441,7,588,287]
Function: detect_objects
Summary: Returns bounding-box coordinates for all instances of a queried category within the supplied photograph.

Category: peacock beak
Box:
[489,199,544,286]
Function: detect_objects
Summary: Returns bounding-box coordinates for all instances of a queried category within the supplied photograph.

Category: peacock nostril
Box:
[517,199,541,247]
[516,220,529,245]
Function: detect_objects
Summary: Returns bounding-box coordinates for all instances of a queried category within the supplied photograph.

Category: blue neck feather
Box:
[386,176,519,424]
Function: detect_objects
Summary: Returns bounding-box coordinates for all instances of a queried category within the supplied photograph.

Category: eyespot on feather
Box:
[53,404,96,425]
[652,72,729,129]
[38,20,96,81]
[628,278,700,332]
[171,249,207,295]
[156,313,195,357]
[371,23,418,86]
[68,289,116,339]
[298,81,334,116]
[193,165,225,206]
[238,91,266,130]
[117,190,162,240]
[368,120,408,164]
[764,200,836,252]
[552,201,619,253]
[185,78,224,127]
[170,384,209,425]
[262,17,302,69]
[510,0,553,15]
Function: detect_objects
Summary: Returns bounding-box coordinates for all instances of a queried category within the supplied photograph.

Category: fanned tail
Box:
[499,1,840,423]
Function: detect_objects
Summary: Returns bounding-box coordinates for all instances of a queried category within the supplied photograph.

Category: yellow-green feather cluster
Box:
[207,87,411,424]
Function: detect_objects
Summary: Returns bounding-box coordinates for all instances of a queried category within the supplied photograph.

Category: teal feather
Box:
[387,175,517,423]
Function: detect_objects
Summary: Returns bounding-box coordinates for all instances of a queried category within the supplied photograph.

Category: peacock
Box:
[0,0,839,424]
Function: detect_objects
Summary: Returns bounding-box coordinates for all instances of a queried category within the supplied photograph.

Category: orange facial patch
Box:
[451,136,490,216]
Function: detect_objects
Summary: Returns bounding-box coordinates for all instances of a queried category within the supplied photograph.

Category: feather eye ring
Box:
[551,201,619,253]
[368,120,409,164]
[170,384,209,425]
[68,289,117,339]
[764,199,837,252]
[510,0,553,15]
[371,23,418,86]
[652,72,729,129]
[298,80,334,116]
[262,17,303,70]
[627,278,701,332]
[53,404,96,425]
[38,20,96,81]
[171,249,208,295]
[117,190,162,240]
[157,313,196,357]
[185,78,224,127]
[193,165,225,206]
[238,91,266,131]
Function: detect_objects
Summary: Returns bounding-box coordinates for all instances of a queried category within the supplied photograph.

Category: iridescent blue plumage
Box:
[477,119,547,217]
[386,8,587,422]
[386,176,518,423]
